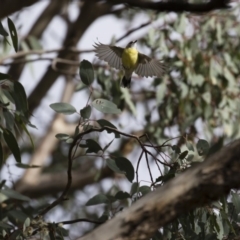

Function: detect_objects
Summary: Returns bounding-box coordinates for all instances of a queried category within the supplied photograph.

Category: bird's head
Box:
[126,40,137,48]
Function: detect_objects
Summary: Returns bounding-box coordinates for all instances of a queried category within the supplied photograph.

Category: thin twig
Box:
[136,150,144,184]
[145,152,154,184]
[38,126,147,215]
[116,20,152,43]
[0,48,93,64]
[58,218,104,225]
[0,57,54,66]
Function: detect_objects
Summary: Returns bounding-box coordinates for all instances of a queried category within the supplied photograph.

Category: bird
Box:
[93,40,167,88]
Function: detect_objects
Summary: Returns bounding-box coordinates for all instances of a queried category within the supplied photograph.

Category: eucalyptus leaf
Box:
[7,18,18,52]
[0,21,8,37]
[197,139,209,156]
[92,99,121,114]
[115,191,131,200]
[97,119,120,138]
[115,157,134,182]
[80,105,91,119]
[86,194,109,206]
[79,60,94,86]
[85,139,102,153]
[139,185,151,196]
[3,129,21,163]
[50,102,76,115]
[106,158,124,174]
[0,189,30,201]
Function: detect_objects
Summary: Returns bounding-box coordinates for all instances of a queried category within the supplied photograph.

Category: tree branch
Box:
[7,0,68,81]
[77,139,240,240]
[108,0,231,13]
[0,0,39,19]
[16,166,114,198]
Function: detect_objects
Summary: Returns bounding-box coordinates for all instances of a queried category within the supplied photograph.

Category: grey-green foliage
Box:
[2,4,240,240]
[89,6,240,240]
[0,20,35,165]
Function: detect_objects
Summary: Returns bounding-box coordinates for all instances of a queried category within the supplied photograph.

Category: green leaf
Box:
[0,72,10,80]
[98,210,109,222]
[115,157,135,182]
[92,98,121,114]
[0,221,12,229]
[0,21,9,36]
[13,81,28,116]
[7,18,18,52]
[8,210,28,222]
[79,60,94,86]
[115,191,131,200]
[3,110,15,130]
[21,122,34,149]
[0,189,30,201]
[156,82,167,104]
[102,139,114,152]
[120,88,136,115]
[232,192,240,213]
[207,137,223,157]
[16,163,40,169]
[80,105,91,119]
[202,92,211,104]
[23,217,31,228]
[0,142,3,168]
[197,139,209,156]
[56,226,69,237]
[130,182,139,196]
[106,158,125,174]
[186,142,194,151]
[28,35,42,50]
[97,119,120,138]
[139,185,151,195]
[86,193,109,206]
[172,145,181,154]
[50,102,76,115]
[55,133,70,140]
[186,153,194,162]
[156,168,176,183]
[3,129,21,163]
[85,139,102,153]
[66,138,73,144]
[179,150,188,160]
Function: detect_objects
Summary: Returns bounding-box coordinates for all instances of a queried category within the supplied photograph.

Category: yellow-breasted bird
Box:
[93,40,166,88]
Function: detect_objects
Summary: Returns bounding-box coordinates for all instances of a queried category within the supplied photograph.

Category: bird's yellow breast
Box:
[122,48,138,70]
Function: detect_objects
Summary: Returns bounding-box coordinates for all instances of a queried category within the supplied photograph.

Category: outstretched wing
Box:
[135,53,167,78]
[93,42,124,70]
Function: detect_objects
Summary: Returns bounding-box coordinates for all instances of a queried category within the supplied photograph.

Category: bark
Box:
[0,0,39,19]
[16,166,114,198]
[77,139,240,240]
[109,0,230,13]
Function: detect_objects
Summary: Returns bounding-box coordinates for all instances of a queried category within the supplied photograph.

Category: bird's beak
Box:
[134,40,137,43]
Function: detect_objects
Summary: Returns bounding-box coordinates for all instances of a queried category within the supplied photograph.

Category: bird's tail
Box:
[121,76,131,88]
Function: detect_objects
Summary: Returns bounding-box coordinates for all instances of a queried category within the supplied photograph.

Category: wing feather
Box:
[93,42,123,70]
[135,53,167,78]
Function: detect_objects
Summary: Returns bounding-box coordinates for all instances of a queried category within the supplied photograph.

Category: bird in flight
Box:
[93,40,166,88]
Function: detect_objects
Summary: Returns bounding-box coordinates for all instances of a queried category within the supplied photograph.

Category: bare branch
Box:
[0,0,39,19]
[58,218,104,225]
[107,0,231,13]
